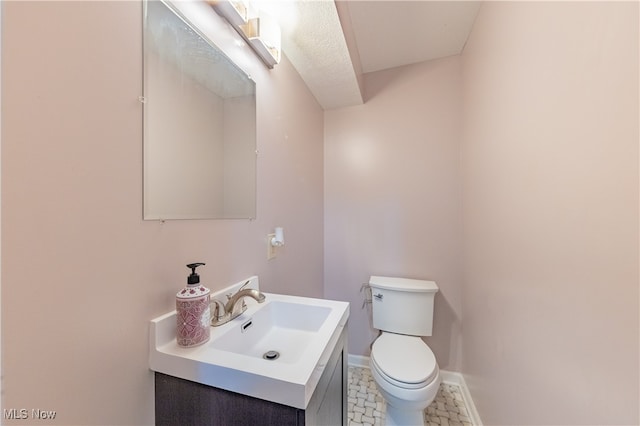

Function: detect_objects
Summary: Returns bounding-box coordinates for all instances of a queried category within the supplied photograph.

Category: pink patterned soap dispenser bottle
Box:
[176,263,211,347]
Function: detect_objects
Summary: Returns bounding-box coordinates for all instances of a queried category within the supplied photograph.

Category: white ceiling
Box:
[280,1,482,110]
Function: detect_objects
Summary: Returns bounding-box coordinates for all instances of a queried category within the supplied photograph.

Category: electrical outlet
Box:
[267,233,277,260]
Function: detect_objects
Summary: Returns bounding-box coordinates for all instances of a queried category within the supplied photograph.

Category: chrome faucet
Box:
[211,281,266,327]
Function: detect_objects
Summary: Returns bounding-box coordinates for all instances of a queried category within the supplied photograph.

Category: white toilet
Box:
[369,276,441,426]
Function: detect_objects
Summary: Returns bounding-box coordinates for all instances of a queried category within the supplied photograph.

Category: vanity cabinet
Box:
[154,326,347,426]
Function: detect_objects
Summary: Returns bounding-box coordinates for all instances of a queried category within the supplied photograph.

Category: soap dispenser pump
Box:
[176,262,211,347]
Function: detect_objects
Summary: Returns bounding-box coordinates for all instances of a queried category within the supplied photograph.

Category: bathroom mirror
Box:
[143,0,256,220]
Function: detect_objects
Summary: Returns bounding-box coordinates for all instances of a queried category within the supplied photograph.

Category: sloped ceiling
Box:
[280,1,364,110]
[280,1,482,110]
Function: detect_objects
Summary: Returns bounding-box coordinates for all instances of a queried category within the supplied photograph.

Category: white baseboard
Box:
[348,354,482,426]
[348,353,370,368]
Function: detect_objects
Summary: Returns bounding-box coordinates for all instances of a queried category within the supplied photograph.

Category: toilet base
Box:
[385,405,426,426]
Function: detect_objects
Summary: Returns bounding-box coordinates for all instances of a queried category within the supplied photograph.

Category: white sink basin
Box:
[149,276,349,409]
[213,300,332,364]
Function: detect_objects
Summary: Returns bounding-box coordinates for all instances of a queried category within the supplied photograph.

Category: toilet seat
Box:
[371,333,438,389]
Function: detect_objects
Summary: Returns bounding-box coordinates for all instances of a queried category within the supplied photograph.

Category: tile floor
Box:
[348,366,474,426]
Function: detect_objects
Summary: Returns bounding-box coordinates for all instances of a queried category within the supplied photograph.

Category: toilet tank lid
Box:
[369,276,438,293]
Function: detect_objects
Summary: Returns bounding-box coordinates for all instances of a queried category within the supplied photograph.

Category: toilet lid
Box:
[371,333,438,386]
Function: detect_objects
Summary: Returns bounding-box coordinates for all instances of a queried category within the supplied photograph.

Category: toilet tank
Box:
[369,276,439,336]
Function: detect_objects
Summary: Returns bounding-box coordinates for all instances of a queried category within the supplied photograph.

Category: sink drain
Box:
[263,350,280,360]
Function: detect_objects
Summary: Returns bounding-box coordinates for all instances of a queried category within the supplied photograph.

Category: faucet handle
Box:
[210,299,226,322]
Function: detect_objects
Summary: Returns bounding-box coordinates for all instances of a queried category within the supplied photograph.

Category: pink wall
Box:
[324,56,463,370]
[1,1,323,424]
[461,2,639,424]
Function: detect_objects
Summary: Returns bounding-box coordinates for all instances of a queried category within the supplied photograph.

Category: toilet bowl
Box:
[370,332,440,426]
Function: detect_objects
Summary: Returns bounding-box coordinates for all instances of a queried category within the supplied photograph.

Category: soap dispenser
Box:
[176,263,211,347]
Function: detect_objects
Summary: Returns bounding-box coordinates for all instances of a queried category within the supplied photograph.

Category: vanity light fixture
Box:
[210,0,282,68]
[210,0,249,26]
[240,14,281,67]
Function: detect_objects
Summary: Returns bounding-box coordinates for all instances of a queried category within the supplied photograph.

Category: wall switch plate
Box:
[267,233,277,260]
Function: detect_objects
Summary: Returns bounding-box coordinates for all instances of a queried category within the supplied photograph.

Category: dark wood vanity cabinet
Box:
[155,327,347,426]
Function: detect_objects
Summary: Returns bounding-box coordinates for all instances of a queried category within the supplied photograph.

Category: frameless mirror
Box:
[143,0,256,220]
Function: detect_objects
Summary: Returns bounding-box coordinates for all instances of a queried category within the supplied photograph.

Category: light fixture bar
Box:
[209,0,248,26]
[210,1,281,69]
[241,16,281,67]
